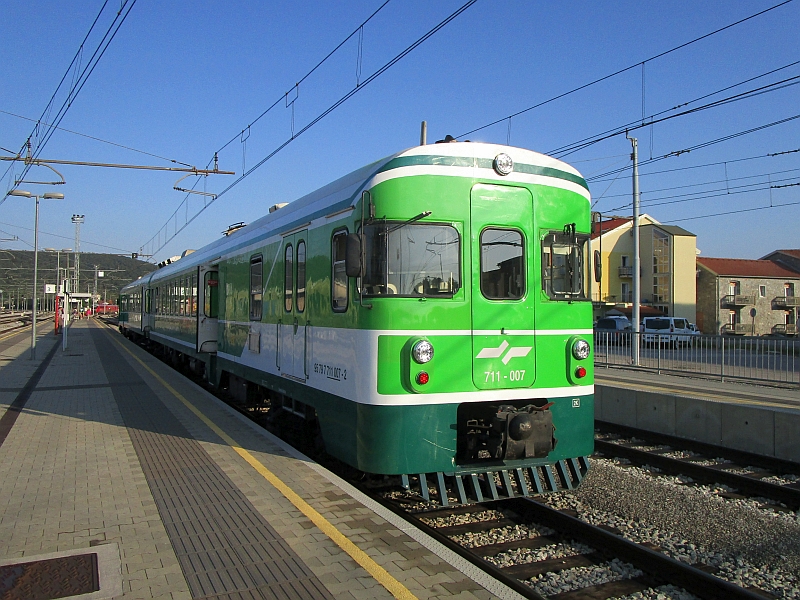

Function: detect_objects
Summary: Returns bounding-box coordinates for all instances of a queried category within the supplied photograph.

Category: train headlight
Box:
[412,339,434,364]
[493,153,513,176]
[572,339,590,360]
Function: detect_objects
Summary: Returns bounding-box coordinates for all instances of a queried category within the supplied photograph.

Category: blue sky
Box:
[1,0,798,265]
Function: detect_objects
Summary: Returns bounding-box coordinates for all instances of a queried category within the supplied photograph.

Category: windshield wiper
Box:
[386,211,432,233]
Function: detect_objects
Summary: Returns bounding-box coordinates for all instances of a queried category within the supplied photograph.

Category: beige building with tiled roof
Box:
[590,215,697,323]
[696,256,800,336]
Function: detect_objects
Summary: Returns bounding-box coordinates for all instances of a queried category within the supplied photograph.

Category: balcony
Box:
[618,266,633,278]
[773,296,800,307]
[772,323,798,336]
[721,323,753,335]
[723,294,756,307]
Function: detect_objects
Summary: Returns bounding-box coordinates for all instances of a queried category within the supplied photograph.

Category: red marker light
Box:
[575,366,587,379]
[416,372,430,385]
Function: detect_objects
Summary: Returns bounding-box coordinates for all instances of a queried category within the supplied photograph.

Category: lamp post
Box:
[9,190,65,359]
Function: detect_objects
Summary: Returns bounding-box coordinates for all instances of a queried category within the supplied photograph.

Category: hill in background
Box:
[0,250,155,309]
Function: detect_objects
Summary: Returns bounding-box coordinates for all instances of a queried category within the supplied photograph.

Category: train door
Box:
[470,184,536,389]
[279,231,308,380]
[197,265,218,353]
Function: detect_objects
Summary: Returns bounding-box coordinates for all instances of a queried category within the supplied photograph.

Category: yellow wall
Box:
[590,216,696,322]
[672,234,697,322]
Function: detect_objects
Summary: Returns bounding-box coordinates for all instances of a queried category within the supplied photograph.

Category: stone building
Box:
[696,257,800,336]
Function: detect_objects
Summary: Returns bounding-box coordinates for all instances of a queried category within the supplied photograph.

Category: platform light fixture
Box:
[9,189,65,360]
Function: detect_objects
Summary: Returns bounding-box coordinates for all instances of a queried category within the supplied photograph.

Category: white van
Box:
[642,316,693,346]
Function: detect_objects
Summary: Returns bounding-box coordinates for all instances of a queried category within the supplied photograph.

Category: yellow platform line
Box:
[109,330,419,600]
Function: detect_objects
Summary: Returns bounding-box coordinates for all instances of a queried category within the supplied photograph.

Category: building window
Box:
[759,285,766,298]
[786,283,795,297]
[621,255,629,267]
[652,228,670,312]
[621,282,631,303]
[250,255,263,321]
[331,230,348,312]
[729,281,740,295]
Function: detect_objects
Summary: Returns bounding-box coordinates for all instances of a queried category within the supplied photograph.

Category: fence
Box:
[593,331,799,387]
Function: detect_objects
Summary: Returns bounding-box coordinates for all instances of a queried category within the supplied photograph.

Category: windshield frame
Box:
[541,228,591,301]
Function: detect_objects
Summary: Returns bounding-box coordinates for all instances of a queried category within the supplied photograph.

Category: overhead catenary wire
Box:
[0,0,110,187]
[664,200,800,224]
[141,0,478,259]
[1,0,138,203]
[0,220,132,253]
[0,108,194,167]
[211,0,393,159]
[550,68,800,158]
[589,147,800,183]
[455,0,795,140]
[599,167,800,202]
[605,176,800,213]
[585,114,800,182]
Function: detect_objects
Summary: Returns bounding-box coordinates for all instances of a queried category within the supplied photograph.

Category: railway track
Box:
[595,421,800,512]
[0,311,53,334]
[361,488,776,600]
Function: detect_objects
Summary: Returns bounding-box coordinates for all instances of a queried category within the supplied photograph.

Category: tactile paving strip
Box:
[92,331,333,599]
[0,553,99,600]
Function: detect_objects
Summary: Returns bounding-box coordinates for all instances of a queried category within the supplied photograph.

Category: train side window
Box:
[480,228,524,300]
[204,272,218,318]
[250,255,263,320]
[191,273,197,317]
[296,241,306,313]
[145,289,152,314]
[284,244,293,312]
[331,230,348,312]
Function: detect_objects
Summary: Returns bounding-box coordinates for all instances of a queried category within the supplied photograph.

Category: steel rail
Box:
[595,439,800,510]
[597,421,800,473]
[507,498,769,600]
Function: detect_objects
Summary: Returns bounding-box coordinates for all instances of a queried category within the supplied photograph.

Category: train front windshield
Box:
[361,223,460,297]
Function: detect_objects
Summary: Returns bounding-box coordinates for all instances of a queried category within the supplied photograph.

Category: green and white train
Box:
[120,141,595,503]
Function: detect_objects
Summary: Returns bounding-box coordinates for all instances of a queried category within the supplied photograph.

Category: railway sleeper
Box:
[400,456,590,507]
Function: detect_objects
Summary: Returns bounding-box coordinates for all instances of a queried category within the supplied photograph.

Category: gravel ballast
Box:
[542,457,800,598]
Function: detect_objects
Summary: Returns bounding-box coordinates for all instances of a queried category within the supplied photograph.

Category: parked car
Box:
[594,316,632,345]
[642,316,693,347]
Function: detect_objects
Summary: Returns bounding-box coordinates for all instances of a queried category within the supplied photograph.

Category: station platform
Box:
[595,367,800,463]
[0,320,524,600]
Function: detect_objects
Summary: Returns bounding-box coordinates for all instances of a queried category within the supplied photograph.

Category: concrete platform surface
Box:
[0,320,526,600]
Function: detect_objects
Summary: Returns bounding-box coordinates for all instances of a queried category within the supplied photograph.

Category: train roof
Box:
[121,142,588,292]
